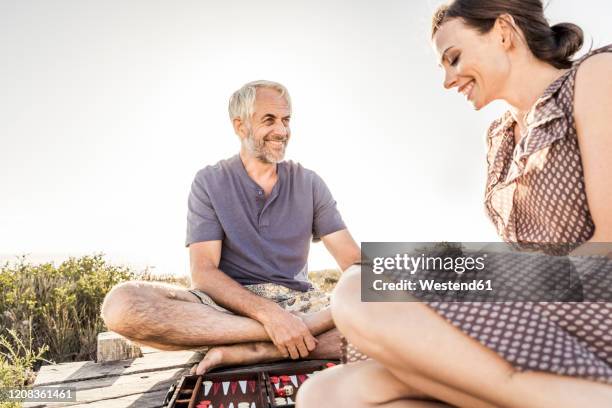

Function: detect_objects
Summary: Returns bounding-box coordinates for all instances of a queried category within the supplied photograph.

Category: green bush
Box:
[0,255,189,379]
[0,254,188,407]
[0,254,138,364]
[0,324,50,386]
[0,323,50,407]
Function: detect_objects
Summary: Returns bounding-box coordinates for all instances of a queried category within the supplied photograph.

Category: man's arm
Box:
[310,171,360,270]
[321,229,361,272]
[189,241,318,359]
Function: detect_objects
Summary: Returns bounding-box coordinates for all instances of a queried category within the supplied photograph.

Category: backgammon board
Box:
[164,360,339,408]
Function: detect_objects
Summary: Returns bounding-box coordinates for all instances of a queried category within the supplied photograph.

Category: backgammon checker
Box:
[164,360,338,408]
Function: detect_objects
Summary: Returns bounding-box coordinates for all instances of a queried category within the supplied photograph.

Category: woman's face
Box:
[433,18,510,110]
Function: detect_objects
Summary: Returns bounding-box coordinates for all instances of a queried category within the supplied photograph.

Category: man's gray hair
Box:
[228,80,292,123]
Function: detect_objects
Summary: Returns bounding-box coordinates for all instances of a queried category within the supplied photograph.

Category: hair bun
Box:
[430,1,585,70]
[551,23,584,65]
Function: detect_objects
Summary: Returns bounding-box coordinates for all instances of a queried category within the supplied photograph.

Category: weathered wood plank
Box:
[96,332,142,363]
[140,345,164,355]
[25,359,338,407]
[24,367,182,407]
[63,388,168,408]
[34,350,202,386]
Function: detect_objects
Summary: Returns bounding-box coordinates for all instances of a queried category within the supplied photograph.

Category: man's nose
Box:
[274,121,289,136]
[443,69,458,90]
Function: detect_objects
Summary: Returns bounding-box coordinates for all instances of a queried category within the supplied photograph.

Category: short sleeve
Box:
[312,173,346,242]
[185,172,224,247]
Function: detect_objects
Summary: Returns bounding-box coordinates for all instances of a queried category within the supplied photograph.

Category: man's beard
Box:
[243,131,288,164]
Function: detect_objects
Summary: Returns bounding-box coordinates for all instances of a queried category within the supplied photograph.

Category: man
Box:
[101,80,360,374]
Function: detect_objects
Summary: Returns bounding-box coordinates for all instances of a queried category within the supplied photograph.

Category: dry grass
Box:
[308,269,341,293]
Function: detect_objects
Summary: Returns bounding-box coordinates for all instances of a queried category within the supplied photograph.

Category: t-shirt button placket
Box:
[256,189,265,226]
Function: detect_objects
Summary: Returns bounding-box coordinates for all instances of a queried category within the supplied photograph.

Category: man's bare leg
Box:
[101,281,332,349]
[193,328,342,375]
[329,266,612,408]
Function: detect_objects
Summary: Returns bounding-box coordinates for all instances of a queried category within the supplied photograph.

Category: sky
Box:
[1,0,610,277]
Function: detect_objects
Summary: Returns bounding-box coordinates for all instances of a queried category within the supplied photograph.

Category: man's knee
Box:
[101,281,147,334]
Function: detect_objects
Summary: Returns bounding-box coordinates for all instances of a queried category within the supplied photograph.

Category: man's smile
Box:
[265,138,288,149]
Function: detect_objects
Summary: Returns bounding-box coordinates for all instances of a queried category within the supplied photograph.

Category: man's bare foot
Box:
[189,328,341,375]
[191,342,283,375]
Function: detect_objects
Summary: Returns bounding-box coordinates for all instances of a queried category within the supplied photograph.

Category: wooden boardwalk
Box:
[24,342,202,408]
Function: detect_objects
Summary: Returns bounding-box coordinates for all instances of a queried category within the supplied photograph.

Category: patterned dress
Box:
[343,45,612,384]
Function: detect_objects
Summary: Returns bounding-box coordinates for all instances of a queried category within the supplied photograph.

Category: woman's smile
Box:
[458,79,476,101]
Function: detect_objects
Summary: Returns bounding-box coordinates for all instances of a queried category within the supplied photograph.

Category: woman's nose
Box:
[443,69,458,90]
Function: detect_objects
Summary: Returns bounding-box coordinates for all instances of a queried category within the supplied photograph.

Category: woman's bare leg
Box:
[331,266,612,408]
[297,359,452,407]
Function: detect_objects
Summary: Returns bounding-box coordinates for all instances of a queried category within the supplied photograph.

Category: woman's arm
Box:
[573,52,612,256]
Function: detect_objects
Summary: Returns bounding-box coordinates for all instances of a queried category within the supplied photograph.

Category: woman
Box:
[297,1,612,407]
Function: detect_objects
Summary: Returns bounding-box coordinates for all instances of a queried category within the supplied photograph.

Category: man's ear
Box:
[232,117,248,140]
[495,13,519,51]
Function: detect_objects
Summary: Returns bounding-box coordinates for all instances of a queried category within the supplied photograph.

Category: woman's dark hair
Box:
[431,0,584,69]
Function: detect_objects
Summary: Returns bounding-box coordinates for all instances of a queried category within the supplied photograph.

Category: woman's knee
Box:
[331,266,385,342]
[298,360,423,407]
[331,266,362,325]
[296,366,356,407]
[332,269,437,353]
[295,371,329,407]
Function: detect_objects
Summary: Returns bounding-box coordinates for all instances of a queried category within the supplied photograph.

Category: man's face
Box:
[242,88,291,164]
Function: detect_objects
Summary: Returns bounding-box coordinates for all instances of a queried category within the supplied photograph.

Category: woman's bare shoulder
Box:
[574,51,612,99]
[572,51,612,241]
[574,52,612,122]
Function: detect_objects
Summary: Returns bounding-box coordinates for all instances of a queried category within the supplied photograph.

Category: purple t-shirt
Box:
[185,155,346,291]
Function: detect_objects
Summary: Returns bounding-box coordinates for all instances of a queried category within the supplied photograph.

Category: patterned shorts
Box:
[188,283,330,315]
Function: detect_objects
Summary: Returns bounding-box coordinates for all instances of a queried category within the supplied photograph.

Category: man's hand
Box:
[258,305,318,359]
